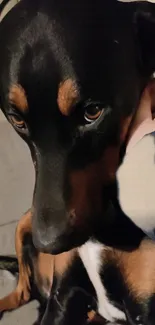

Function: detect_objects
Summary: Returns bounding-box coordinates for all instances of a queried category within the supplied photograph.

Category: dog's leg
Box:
[41,252,97,325]
[0,209,54,313]
[0,209,32,311]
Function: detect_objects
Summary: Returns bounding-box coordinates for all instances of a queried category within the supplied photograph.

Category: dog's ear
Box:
[135,8,155,76]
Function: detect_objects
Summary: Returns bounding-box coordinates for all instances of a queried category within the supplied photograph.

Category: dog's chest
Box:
[78,241,126,323]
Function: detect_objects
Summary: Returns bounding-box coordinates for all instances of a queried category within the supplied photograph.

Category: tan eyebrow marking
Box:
[9,84,28,113]
[57,79,79,116]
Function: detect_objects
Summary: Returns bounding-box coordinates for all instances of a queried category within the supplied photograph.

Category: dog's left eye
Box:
[84,105,104,123]
[9,114,28,134]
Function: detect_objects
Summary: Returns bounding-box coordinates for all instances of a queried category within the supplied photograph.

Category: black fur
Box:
[0,256,18,274]
[1,0,155,255]
[1,1,155,324]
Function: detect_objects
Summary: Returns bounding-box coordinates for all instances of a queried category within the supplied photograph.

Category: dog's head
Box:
[0,0,155,254]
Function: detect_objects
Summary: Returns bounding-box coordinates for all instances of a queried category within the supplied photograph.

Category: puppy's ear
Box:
[135,8,155,76]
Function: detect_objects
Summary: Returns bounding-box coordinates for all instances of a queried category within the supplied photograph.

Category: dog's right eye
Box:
[8,114,28,135]
[84,104,104,123]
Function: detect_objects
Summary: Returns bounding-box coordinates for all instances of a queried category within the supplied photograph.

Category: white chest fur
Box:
[78,241,126,322]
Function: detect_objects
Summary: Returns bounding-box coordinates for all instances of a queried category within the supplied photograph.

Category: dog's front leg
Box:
[0,209,32,312]
[41,254,97,325]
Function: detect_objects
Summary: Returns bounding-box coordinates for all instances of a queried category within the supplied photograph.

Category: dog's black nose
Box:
[33,227,54,253]
[32,226,69,255]
[32,210,74,254]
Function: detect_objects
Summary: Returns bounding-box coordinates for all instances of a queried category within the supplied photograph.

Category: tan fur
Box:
[0,210,32,311]
[87,310,96,321]
[35,252,54,297]
[0,210,54,311]
[57,79,79,116]
[55,249,76,276]
[0,210,76,312]
[9,84,28,113]
[105,239,155,300]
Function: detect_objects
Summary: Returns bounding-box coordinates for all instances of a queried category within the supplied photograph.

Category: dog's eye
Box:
[84,105,103,123]
[10,115,25,129]
[9,114,28,134]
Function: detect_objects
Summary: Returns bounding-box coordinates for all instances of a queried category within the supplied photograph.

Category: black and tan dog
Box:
[2,0,155,324]
[1,0,155,253]
[1,0,155,254]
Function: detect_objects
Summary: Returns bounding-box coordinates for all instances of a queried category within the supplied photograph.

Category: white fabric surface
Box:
[117,133,155,238]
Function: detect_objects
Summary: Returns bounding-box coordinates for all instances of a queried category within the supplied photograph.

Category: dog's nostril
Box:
[32,230,45,251]
[69,209,76,219]
[68,209,77,225]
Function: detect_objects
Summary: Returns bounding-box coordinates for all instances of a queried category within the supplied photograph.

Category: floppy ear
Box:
[135,7,155,77]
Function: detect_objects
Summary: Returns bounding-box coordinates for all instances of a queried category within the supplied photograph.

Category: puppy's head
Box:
[0,0,154,254]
